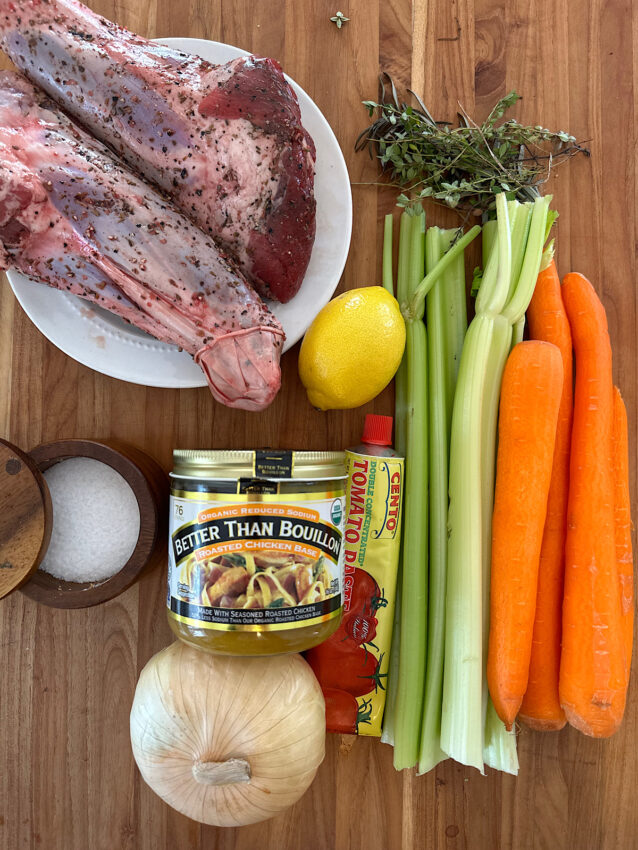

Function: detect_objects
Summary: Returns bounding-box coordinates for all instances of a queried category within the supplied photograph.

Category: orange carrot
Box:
[487,340,563,730]
[519,261,571,731]
[612,386,634,681]
[560,273,626,737]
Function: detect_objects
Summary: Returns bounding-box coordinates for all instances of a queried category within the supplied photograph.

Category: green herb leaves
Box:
[330,10,350,28]
[356,79,588,214]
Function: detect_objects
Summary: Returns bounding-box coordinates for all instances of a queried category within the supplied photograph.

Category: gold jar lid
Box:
[172,449,346,481]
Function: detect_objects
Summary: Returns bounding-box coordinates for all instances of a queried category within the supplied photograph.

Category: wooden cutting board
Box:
[0,1,635,848]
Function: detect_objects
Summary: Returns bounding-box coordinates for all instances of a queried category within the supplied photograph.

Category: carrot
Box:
[612,386,634,680]
[519,261,571,731]
[560,273,626,737]
[487,340,564,731]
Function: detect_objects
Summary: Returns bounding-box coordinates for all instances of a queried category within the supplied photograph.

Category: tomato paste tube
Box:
[305,415,404,735]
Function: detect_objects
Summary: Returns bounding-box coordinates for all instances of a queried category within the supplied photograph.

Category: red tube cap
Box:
[361,414,393,447]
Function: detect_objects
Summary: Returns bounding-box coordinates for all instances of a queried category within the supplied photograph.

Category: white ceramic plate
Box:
[7,38,352,388]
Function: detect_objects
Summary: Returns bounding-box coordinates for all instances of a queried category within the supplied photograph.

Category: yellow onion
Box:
[129,642,325,826]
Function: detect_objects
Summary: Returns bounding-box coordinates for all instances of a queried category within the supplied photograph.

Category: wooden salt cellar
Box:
[0,438,167,608]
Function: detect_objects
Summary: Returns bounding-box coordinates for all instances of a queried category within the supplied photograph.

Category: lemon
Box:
[298,286,406,410]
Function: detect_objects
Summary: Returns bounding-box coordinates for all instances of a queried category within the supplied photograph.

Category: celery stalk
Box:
[381,213,425,745]
[478,209,515,723]
[475,217,498,300]
[479,218,517,764]
[512,317,525,346]
[507,203,532,301]
[484,699,519,775]
[441,230,469,417]
[408,225,481,318]
[540,238,555,273]
[503,204,532,348]
[503,196,551,322]
[475,193,511,315]
[441,313,507,771]
[393,210,428,769]
[380,571,401,745]
[418,226,467,774]
[393,319,428,769]
[479,317,512,741]
[442,194,552,773]
[409,211,426,302]
[419,226,447,773]
[482,219,497,262]
[394,212,414,460]
[383,214,394,296]
[397,211,413,304]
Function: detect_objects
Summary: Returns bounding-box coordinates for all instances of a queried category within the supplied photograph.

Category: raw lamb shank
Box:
[0,0,317,303]
[0,72,284,411]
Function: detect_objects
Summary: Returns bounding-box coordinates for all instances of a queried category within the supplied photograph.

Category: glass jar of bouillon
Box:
[167,449,346,655]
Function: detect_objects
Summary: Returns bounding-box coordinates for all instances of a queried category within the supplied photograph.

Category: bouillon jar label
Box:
[167,492,345,631]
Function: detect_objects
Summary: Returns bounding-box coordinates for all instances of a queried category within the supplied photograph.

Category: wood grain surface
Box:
[0,0,636,848]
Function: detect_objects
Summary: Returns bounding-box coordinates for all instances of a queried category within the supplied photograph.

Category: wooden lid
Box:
[0,438,52,599]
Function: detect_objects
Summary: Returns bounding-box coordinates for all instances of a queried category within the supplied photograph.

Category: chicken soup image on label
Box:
[167,450,347,656]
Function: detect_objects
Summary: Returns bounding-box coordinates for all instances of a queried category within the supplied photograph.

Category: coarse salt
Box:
[40,457,141,583]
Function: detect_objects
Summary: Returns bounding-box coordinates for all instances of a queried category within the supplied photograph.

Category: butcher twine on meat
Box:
[0,0,317,303]
[0,72,284,411]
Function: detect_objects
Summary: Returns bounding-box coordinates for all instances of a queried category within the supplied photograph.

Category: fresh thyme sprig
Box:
[356,76,589,215]
[330,11,350,28]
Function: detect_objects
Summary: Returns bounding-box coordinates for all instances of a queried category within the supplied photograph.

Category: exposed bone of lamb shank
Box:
[0,72,284,411]
[0,0,317,303]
